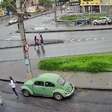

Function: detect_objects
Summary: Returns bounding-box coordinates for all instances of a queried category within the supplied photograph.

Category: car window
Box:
[45,82,55,87]
[34,81,44,86]
[57,77,65,85]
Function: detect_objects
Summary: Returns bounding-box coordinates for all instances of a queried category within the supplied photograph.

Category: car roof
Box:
[33,73,60,83]
[99,16,107,19]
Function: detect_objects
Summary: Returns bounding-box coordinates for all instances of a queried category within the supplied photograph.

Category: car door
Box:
[33,81,46,96]
[44,81,55,97]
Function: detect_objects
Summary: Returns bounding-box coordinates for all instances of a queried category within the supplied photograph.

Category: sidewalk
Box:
[0,59,112,90]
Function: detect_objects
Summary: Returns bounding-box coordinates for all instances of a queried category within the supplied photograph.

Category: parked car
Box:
[107,16,112,24]
[8,17,18,25]
[92,17,111,25]
[21,73,75,100]
[75,18,91,26]
[34,26,48,31]
[8,16,30,25]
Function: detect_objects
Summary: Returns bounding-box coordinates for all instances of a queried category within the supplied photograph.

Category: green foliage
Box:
[86,61,110,73]
[38,54,112,73]
[39,0,52,8]
[0,0,16,12]
[60,13,107,21]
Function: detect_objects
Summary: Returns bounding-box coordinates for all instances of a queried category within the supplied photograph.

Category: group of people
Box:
[34,33,45,56]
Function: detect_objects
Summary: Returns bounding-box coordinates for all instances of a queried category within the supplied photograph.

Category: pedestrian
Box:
[39,33,45,54]
[9,76,19,98]
[39,33,44,46]
[0,93,3,106]
[34,34,41,50]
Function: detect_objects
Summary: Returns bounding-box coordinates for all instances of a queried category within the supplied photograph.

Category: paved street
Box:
[1,81,112,112]
[0,31,112,61]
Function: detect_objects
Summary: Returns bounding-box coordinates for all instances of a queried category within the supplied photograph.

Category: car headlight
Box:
[64,91,69,95]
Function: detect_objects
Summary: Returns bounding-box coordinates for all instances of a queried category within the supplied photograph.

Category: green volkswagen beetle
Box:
[21,73,75,100]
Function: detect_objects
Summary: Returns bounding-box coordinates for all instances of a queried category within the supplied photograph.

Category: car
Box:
[107,16,112,24]
[92,17,111,25]
[21,73,75,100]
[75,19,91,26]
[8,16,30,25]
[34,26,48,31]
[8,17,18,25]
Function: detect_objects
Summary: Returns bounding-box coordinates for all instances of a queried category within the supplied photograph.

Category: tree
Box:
[0,0,16,13]
[39,0,52,8]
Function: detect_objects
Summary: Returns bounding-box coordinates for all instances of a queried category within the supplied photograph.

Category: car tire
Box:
[22,89,30,97]
[94,22,97,25]
[105,21,108,25]
[53,93,63,101]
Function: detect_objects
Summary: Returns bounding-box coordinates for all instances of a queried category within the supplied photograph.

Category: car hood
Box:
[24,80,33,85]
[63,82,73,92]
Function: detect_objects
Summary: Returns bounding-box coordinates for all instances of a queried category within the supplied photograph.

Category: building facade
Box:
[80,0,101,13]
[80,0,112,14]
[101,0,112,15]
[69,0,80,13]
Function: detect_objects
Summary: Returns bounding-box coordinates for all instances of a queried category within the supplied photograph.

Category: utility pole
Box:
[54,0,57,22]
[16,0,32,80]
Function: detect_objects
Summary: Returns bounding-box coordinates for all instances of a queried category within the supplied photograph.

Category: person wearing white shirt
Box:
[9,76,19,98]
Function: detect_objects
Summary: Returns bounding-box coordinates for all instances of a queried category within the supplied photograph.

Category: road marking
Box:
[93,38,97,40]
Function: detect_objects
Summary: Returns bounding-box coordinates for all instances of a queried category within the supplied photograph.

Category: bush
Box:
[59,63,79,71]
[39,59,62,71]
[86,61,109,73]
[38,54,112,73]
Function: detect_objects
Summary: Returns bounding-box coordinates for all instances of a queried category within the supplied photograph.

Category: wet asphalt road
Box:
[0,12,112,61]
[0,81,112,112]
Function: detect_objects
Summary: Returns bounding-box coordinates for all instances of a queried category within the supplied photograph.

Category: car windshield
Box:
[57,77,65,85]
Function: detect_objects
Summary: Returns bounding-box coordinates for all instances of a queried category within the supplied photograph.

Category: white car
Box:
[34,27,48,31]
[92,17,111,25]
[8,17,18,25]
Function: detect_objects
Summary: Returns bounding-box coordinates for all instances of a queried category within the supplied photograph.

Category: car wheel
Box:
[105,21,108,25]
[94,22,97,25]
[53,93,63,101]
[22,89,30,97]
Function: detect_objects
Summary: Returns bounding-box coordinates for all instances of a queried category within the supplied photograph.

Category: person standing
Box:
[39,33,44,46]
[9,76,19,98]
[0,92,3,106]
[39,33,45,54]
[34,35,41,50]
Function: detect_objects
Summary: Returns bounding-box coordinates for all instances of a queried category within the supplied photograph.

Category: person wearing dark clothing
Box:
[9,76,19,98]
[39,33,44,44]
[34,35,41,50]
[39,33,45,54]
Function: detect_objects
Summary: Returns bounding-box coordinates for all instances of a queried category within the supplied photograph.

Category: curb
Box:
[0,79,112,91]
[0,39,64,49]
[76,87,112,91]
[17,26,112,34]
[29,10,53,19]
